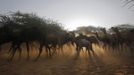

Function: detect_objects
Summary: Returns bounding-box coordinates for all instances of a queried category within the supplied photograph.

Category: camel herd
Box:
[0,12,134,61]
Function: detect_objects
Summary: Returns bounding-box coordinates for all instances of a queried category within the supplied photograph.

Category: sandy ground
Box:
[0,45,134,75]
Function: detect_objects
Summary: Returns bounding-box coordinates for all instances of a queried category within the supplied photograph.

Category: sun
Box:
[64,18,98,31]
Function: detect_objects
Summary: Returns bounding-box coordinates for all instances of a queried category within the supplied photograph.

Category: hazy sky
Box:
[0,0,134,30]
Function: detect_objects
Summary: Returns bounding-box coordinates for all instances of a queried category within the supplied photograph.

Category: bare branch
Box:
[128,3,134,9]
[122,0,133,7]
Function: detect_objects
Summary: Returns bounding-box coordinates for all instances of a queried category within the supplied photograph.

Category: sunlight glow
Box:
[64,18,98,31]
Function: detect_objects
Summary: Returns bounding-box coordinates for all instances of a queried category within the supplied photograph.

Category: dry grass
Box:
[0,45,134,75]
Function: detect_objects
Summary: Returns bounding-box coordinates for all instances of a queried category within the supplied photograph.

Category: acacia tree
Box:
[0,11,66,60]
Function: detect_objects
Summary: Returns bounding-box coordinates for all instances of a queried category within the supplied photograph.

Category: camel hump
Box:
[81,39,88,42]
[80,39,91,44]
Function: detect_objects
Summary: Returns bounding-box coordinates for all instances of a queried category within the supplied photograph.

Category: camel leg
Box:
[18,46,22,61]
[52,45,57,55]
[26,42,30,60]
[76,46,80,56]
[8,43,15,61]
[8,47,12,53]
[60,45,64,54]
[45,47,49,57]
[8,43,14,53]
[35,44,43,61]
[76,45,79,52]
[52,47,57,56]
[9,46,18,61]
[90,45,95,54]
[48,47,52,58]
[86,47,90,56]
